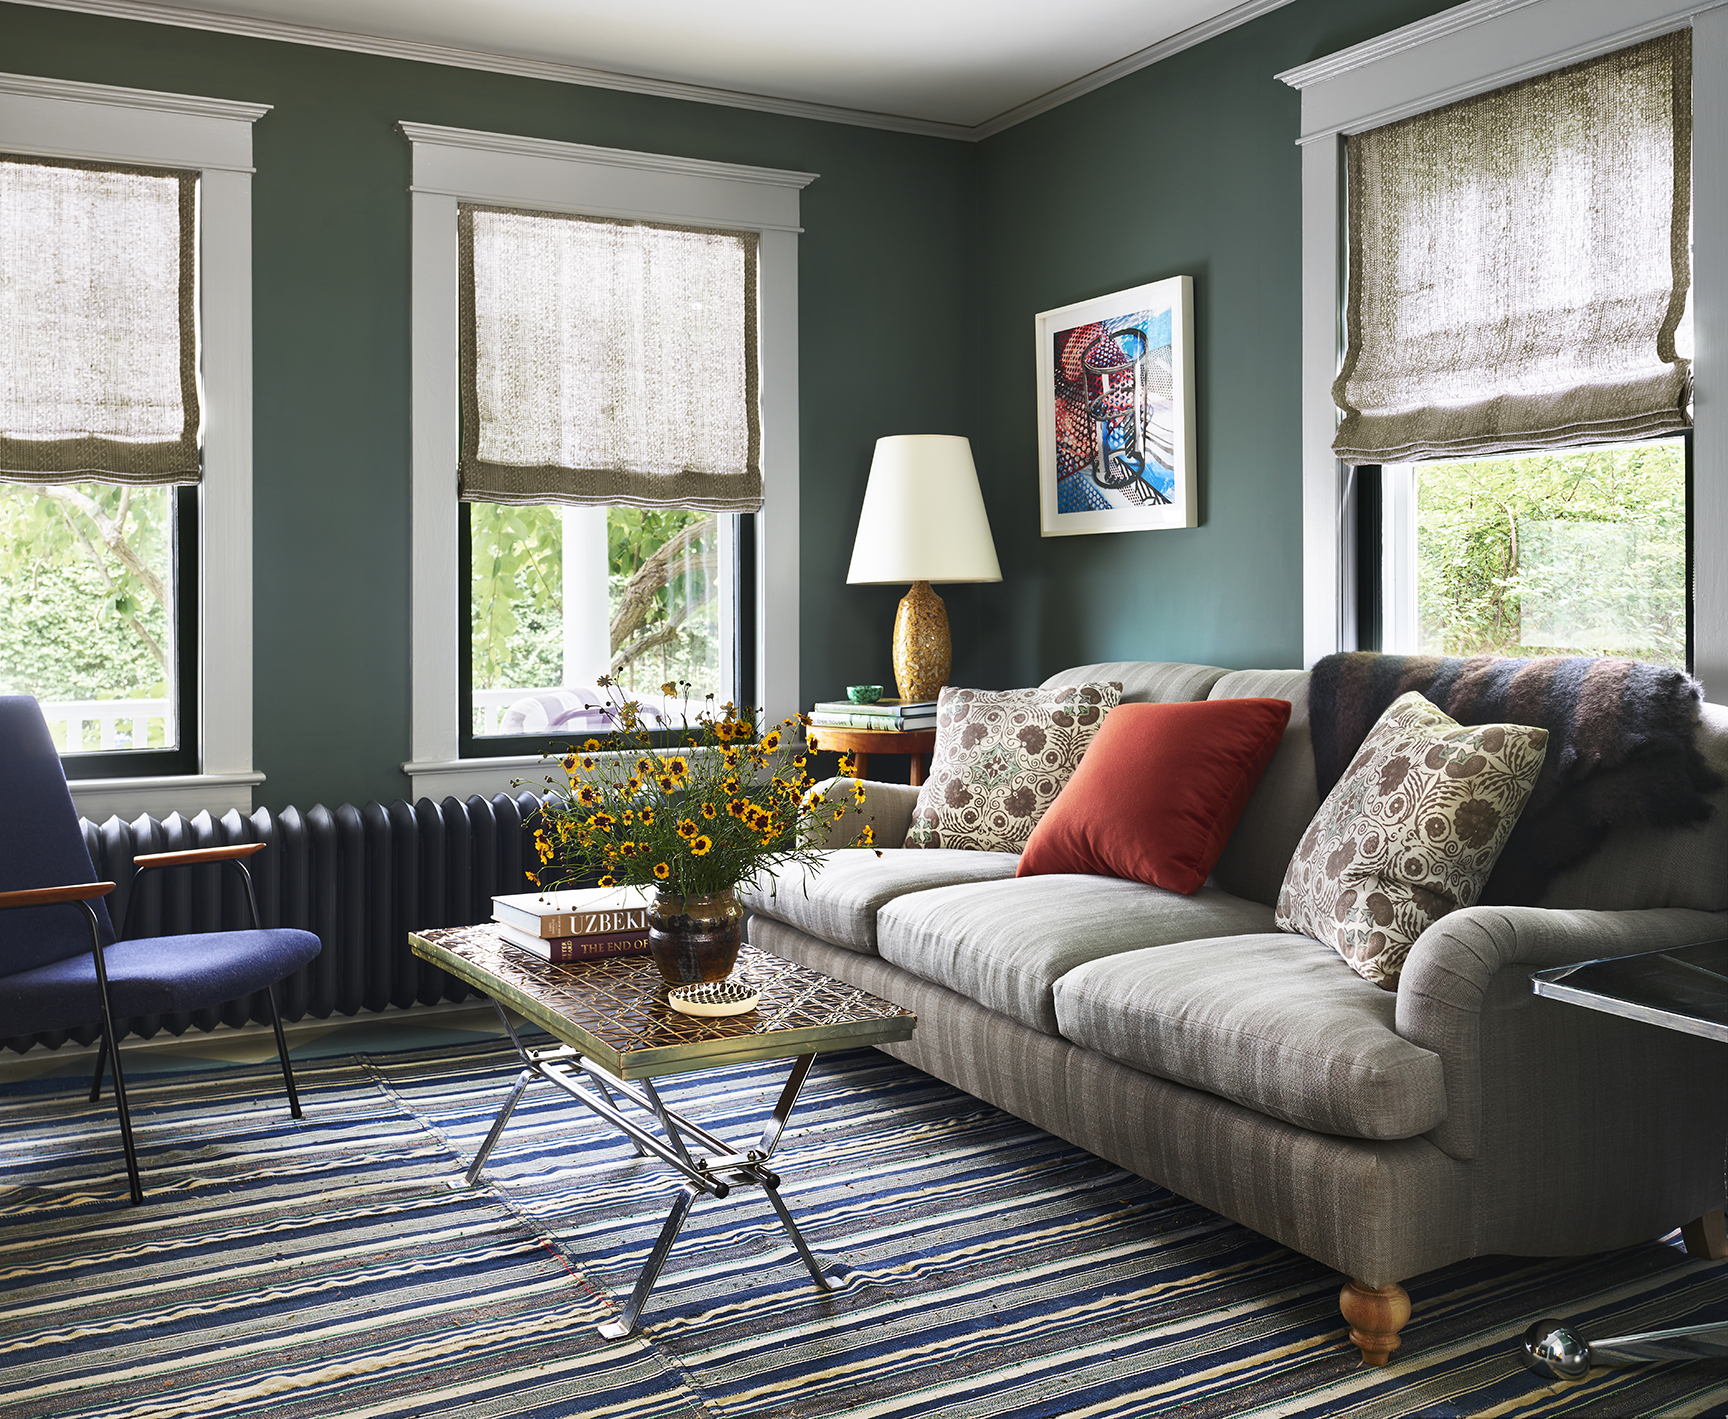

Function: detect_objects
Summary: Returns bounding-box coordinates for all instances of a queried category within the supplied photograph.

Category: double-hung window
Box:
[459,205,759,753]
[403,124,811,800]
[1337,32,1694,670]
[1285,0,1728,693]
[0,154,199,770]
[0,74,264,816]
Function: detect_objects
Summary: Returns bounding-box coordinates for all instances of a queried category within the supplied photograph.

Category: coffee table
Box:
[409,925,917,1337]
[1523,938,1728,1379]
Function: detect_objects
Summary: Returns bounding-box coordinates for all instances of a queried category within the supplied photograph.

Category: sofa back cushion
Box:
[1536,699,1728,913]
[1207,669,1319,907]
[1041,661,1229,704]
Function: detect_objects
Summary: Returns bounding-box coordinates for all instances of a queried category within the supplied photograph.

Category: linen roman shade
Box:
[0,155,200,484]
[1332,31,1692,466]
[458,204,761,511]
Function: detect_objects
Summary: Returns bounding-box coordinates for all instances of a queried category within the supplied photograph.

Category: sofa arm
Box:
[798,777,920,849]
[1396,904,1728,1160]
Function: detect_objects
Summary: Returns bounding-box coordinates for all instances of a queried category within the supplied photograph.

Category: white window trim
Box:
[0,72,267,821]
[1281,0,1728,700]
[400,122,813,801]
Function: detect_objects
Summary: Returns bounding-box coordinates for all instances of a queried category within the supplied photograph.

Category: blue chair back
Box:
[0,696,116,973]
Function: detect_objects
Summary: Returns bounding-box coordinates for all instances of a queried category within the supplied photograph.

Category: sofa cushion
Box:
[1277,692,1548,990]
[906,682,1119,852]
[1053,932,1447,1140]
[1207,669,1318,907]
[1041,661,1229,704]
[742,848,1018,955]
[875,873,1276,1034]
[1018,698,1291,894]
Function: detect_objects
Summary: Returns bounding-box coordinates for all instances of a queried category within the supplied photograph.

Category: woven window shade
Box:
[1332,31,1692,466]
[0,155,200,485]
[459,205,761,511]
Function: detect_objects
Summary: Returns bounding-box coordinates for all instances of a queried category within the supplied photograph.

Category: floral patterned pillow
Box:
[905,683,1120,853]
[1276,691,1548,990]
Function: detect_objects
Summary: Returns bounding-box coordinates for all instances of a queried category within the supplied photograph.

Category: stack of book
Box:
[491,883,654,962]
[808,698,938,731]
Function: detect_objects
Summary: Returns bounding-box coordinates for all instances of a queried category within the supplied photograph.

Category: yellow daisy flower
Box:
[702,801,718,819]
[598,874,616,888]
[691,834,713,856]
[584,738,601,751]
[677,817,698,838]
[653,861,671,880]
[761,730,782,752]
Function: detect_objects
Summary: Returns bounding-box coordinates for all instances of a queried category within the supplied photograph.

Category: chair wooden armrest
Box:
[0,881,118,911]
[132,842,266,869]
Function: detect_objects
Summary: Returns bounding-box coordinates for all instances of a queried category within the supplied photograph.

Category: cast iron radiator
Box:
[2,791,547,1054]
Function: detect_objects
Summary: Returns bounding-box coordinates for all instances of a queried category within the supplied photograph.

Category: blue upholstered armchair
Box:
[0,696,321,1204]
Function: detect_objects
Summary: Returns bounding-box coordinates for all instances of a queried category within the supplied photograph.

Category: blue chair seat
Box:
[0,928,321,1038]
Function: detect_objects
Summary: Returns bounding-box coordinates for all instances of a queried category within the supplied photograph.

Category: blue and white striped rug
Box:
[6,1036,1728,1417]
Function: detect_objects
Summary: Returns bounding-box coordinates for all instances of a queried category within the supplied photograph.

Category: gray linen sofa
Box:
[745,661,1728,1365]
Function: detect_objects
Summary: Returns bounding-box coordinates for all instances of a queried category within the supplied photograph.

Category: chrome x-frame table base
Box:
[464,999,832,1338]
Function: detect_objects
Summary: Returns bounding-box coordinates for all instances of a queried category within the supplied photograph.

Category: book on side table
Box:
[809,698,937,730]
[492,884,653,962]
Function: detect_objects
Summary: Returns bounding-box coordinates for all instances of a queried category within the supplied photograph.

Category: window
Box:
[1284,4,1721,683]
[465,501,745,751]
[0,73,265,819]
[1340,34,1692,668]
[0,154,198,771]
[455,202,759,753]
[403,123,810,801]
[1371,438,1688,669]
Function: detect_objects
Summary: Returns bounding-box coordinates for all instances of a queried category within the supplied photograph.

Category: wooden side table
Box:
[804,725,937,786]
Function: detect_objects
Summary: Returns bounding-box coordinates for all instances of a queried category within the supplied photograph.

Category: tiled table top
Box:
[410,926,916,1079]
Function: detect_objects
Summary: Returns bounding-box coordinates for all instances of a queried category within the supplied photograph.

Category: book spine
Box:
[540,934,652,963]
[506,930,653,962]
[493,904,650,937]
[808,712,934,731]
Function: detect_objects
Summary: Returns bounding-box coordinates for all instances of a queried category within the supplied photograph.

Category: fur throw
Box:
[1309,652,1721,905]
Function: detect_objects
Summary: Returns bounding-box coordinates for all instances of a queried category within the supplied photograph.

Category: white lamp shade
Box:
[846,434,1002,584]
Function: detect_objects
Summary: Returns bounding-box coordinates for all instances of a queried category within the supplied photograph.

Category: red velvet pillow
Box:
[1017,697,1292,895]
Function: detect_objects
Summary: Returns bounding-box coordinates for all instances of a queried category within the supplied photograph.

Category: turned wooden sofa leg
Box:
[1682,1208,1728,1260]
[1340,1279,1411,1366]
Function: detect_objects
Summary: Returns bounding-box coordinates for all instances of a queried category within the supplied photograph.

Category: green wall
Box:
[963,0,1459,689]
[3,0,1461,808]
[2,2,974,808]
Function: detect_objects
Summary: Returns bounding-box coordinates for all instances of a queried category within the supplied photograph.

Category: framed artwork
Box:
[1035,275,1196,536]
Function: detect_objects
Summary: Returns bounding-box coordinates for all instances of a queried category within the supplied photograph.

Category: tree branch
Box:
[609,517,717,653]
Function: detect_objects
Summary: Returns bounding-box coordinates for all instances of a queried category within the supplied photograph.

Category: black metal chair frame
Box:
[1,848,303,1206]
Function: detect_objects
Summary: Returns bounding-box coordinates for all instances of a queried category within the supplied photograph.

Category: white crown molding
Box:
[7,0,973,140]
[1276,0,1541,89]
[15,0,1293,142]
[0,68,269,121]
[970,0,1299,139]
[1277,0,1728,92]
[396,122,817,190]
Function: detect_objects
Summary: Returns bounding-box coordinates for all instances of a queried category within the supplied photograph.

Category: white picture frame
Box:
[1035,275,1197,536]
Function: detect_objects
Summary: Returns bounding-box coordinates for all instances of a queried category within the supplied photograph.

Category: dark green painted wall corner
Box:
[3,0,1461,807]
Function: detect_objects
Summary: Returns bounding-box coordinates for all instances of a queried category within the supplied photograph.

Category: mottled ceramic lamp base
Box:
[893,579,951,703]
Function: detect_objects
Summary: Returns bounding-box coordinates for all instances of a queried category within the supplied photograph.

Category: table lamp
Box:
[846,434,1002,703]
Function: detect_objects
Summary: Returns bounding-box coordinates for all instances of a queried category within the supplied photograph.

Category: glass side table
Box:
[1522,938,1728,1380]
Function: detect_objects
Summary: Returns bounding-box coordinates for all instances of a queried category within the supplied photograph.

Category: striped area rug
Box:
[6,1038,1728,1417]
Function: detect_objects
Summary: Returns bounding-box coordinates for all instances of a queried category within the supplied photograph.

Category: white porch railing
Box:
[39,697,171,752]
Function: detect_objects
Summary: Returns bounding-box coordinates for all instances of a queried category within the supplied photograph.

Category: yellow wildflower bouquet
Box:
[528,677,873,896]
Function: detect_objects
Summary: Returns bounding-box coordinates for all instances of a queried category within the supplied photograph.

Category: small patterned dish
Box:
[667,982,760,1017]
[847,685,883,703]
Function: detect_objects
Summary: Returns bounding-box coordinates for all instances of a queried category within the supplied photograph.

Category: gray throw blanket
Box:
[1309,652,1721,905]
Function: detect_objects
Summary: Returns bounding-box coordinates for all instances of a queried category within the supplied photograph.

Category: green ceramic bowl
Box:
[847,684,883,704]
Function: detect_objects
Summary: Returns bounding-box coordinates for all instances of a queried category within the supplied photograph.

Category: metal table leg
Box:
[1524,1316,1728,1379]
[465,997,832,1337]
